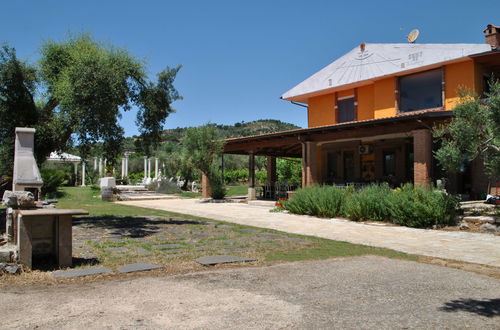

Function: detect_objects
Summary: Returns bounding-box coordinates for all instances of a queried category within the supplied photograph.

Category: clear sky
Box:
[2,0,499,136]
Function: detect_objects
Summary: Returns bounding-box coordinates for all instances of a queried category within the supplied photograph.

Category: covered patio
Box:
[217,110,454,200]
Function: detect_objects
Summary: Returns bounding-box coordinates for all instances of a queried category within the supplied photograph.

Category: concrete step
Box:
[462,215,498,224]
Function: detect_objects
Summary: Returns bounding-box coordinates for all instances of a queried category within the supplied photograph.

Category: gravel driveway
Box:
[2,256,499,329]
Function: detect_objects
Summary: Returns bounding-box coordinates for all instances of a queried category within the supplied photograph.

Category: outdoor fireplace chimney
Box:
[12,127,43,200]
[484,24,500,50]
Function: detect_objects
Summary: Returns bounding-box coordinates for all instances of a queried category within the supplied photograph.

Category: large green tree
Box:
[0,34,181,179]
[433,80,500,178]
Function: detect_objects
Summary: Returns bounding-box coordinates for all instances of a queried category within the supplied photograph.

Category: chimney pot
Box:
[484,24,500,50]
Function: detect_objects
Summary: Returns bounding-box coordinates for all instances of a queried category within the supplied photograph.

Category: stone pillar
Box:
[93,157,97,171]
[81,161,86,186]
[124,155,129,177]
[201,172,211,198]
[155,158,159,179]
[412,129,433,186]
[248,152,256,200]
[121,158,125,179]
[147,158,151,179]
[98,157,103,177]
[303,141,318,186]
[143,156,147,180]
[103,158,107,173]
[266,156,277,184]
[74,162,78,186]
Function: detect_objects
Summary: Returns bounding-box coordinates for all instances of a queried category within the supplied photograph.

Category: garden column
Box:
[81,161,86,186]
[98,157,103,177]
[121,158,125,179]
[143,156,147,180]
[103,158,107,172]
[124,154,129,177]
[74,162,78,186]
[155,158,159,179]
[93,157,97,171]
[147,158,151,179]
[201,172,211,198]
[248,152,256,200]
[266,156,277,184]
[412,129,432,186]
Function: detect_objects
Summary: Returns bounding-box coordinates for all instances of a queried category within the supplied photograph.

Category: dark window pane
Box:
[338,97,355,122]
[383,152,395,176]
[400,69,442,112]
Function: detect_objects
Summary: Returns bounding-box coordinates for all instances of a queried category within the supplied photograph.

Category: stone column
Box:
[94,157,97,171]
[248,152,256,200]
[74,162,78,186]
[121,158,125,179]
[124,155,129,177]
[81,161,86,186]
[201,172,211,198]
[103,158,107,174]
[143,156,147,180]
[266,156,277,184]
[98,157,103,177]
[155,158,159,179]
[147,158,151,179]
[412,129,433,186]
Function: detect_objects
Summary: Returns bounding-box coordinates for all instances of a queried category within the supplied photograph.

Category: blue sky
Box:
[2,0,499,136]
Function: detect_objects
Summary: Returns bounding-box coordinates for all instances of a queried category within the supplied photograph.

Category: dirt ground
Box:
[2,256,499,329]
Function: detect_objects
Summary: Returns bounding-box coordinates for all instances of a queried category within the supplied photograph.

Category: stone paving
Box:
[118,199,500,267]
[71,215,312,269]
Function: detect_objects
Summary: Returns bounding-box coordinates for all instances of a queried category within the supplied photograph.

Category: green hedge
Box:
[284,184,459,228]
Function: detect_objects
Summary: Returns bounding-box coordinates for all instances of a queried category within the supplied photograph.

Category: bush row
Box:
[284,184,459,228]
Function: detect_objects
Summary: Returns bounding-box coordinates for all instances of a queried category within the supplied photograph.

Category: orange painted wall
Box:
[373,77,396,118]
[308,94,335,127]
[357,84,374,121]
[444,60,476,110]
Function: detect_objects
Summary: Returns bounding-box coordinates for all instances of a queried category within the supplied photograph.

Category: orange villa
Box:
[216,25,500,199]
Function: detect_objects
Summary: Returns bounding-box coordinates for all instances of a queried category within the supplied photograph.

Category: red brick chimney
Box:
[484,24,500,50]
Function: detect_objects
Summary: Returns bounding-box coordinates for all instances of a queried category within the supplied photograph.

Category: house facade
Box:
[220,25,500,199]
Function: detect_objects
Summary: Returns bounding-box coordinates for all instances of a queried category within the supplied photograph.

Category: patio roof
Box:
[282,43,491,102]
[223,110,453,157]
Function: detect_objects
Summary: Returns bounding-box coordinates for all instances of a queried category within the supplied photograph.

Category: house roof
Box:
[282,43,491,101]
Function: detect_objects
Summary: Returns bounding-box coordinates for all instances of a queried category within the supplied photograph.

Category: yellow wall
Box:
[445,60,476,110]
[357,84,374,121]
[373,77,396,118]
[308,94,335,127]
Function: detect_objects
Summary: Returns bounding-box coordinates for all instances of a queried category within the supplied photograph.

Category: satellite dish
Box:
[407,29,420,43]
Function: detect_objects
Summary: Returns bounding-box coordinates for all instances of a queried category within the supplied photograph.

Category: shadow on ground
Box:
[73,216,210,238]
[32,256,100,271]
[439,298,500,317]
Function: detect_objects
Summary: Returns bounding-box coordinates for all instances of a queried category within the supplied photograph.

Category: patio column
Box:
[412,129,433,186]
[124,154,129,177]
[266,156,277,184]
[303,141,318,186]
[248,152,256,200]
[201,172,211,198]
[143,156,147,180]
[74,162,78,186]
[147,158,151,179]
[81,161,86,186]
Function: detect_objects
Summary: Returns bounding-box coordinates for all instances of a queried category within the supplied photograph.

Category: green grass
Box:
[226,184,248,196]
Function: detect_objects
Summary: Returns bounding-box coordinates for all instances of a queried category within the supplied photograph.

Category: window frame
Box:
[397,68,444,114]
[336,93,357,123]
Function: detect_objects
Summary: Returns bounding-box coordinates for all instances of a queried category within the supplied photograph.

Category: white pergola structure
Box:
[47,152,86,186]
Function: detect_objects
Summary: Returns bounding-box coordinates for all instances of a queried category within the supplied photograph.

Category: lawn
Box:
[1,186,417,285]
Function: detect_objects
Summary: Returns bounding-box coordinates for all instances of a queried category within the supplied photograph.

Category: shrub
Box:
[209,167,226,200]
[285,185,346,218]
[40,168,66,197]
[387,184,459,228]
[342,184,392,221]
[146,180,181,194]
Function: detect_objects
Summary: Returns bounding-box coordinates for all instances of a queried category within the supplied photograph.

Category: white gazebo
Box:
[46,152,86,186]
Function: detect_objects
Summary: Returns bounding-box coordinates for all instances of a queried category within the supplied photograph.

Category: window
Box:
[383,152,395,177]
[399,69,443,112]
[337,97,355,123]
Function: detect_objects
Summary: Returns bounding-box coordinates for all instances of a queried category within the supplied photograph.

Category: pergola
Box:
[46,152,86,186]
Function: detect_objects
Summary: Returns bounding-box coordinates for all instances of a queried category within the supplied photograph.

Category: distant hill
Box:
[123,119,301,152]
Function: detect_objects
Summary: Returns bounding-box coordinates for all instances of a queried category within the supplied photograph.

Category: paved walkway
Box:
[118,199,500,267]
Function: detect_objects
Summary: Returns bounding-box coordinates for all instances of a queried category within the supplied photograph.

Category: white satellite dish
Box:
[407,29,420,43]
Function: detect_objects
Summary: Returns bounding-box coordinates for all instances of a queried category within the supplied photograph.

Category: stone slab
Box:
[195,255,256,266]
[105,247,129,253]
[117,262,161,273]
[53,266,112,278]
[159,248,187,254]
[152,244,182,249]
[134,247,152,255]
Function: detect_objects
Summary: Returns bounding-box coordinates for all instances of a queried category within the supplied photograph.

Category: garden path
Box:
[118,199,500,267]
